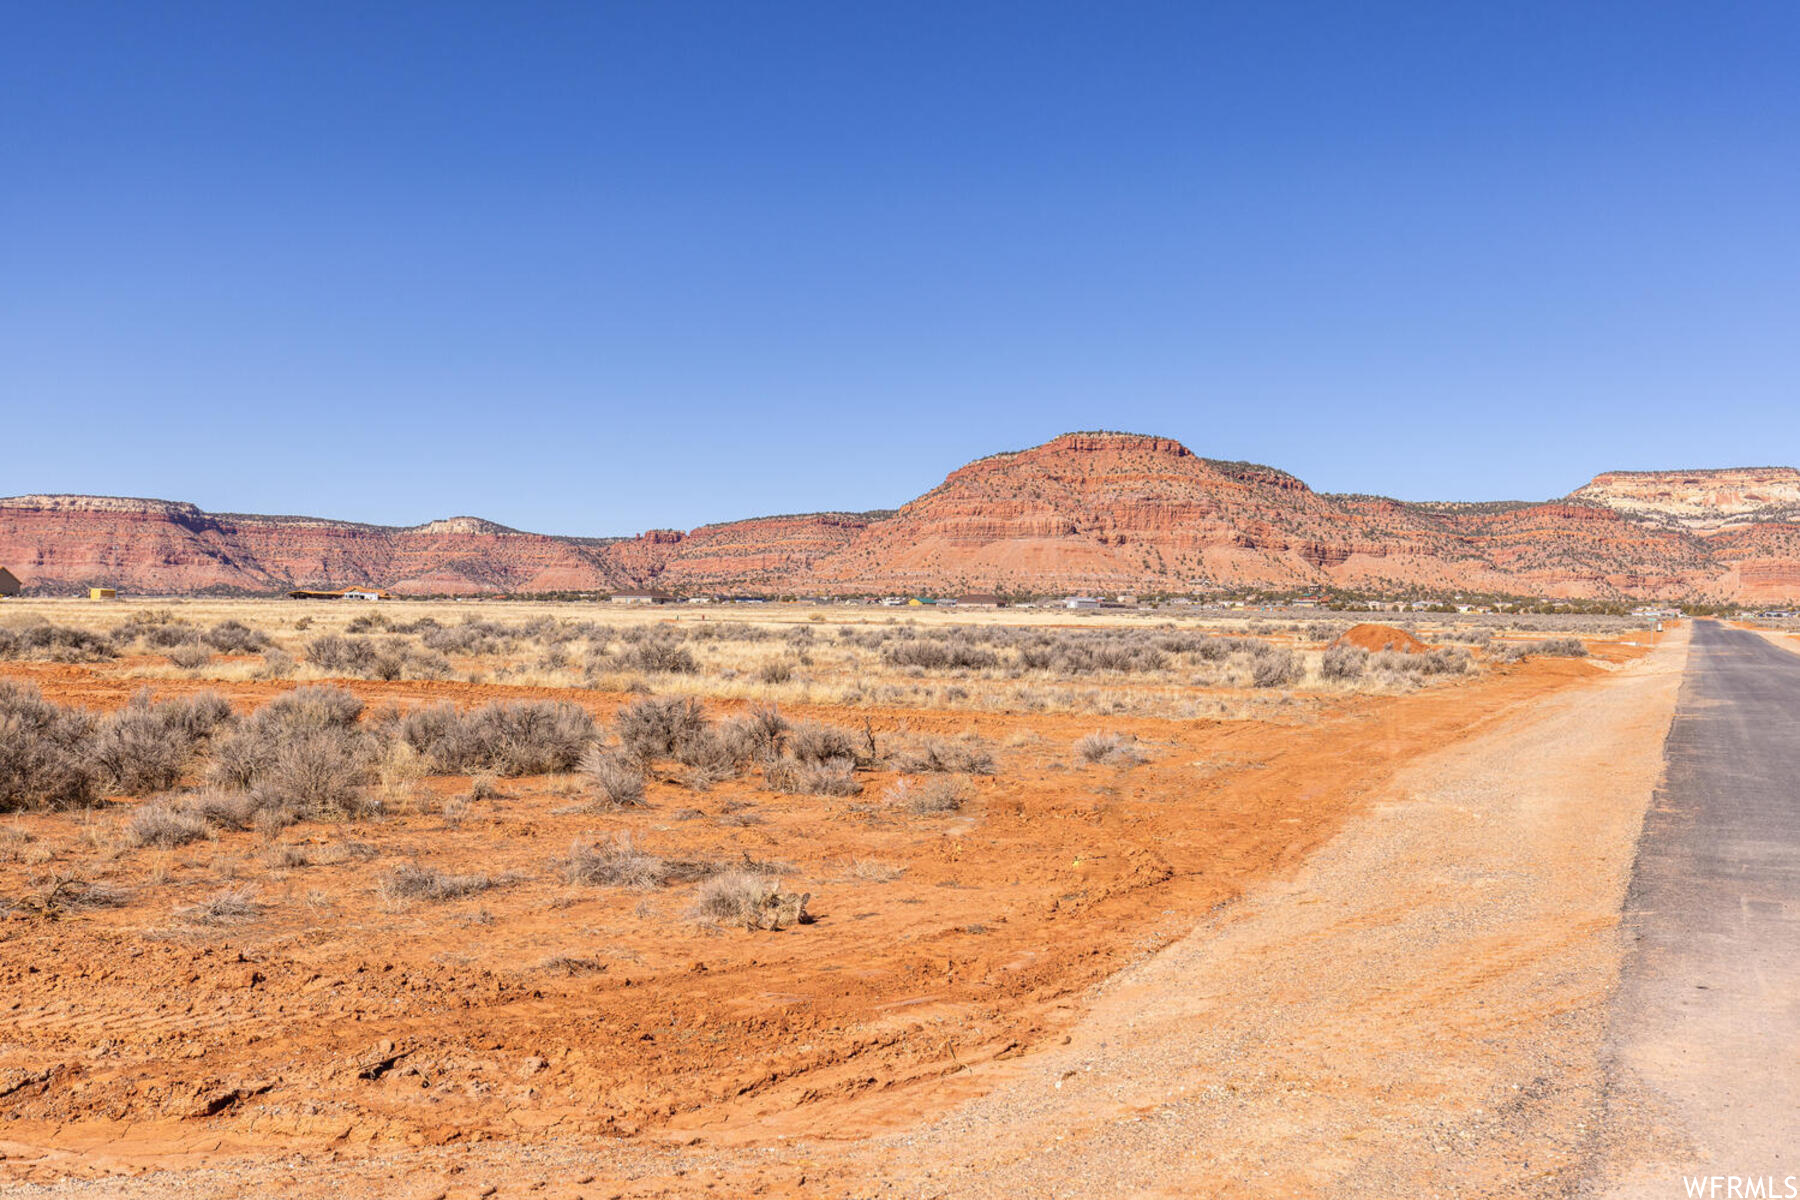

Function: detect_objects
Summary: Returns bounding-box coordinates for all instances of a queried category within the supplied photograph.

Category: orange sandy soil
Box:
[1331,622,1429,653]
[0,640,1647,1193]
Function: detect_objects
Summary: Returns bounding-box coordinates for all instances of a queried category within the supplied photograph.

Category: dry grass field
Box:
[0,598,1659,1196]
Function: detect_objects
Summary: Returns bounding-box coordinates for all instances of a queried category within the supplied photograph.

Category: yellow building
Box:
[89,587,117,600]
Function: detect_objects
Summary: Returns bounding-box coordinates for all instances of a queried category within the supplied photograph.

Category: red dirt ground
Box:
[0,645,1643,1193]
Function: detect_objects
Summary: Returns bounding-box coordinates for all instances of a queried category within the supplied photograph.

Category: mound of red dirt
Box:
[1333,623,1428,654]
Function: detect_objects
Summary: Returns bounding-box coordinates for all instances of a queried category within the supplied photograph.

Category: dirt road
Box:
[792,628,1689,1197]
[1596,622,1800,1196]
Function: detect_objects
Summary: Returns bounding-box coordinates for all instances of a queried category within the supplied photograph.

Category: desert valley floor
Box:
[0,598,1786,1197]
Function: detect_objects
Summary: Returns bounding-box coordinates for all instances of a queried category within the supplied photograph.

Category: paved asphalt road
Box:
[1607,621,1800,1185]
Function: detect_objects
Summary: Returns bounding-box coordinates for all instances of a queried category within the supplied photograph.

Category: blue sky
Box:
[4,2,1797,535]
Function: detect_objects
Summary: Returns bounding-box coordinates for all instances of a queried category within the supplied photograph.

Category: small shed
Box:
[89,587,117,601]
[0,567,20,597]
[611,590,674,604]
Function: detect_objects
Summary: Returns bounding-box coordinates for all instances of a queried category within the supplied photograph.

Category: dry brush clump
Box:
[174,884,263,926]
[1074,731,1150,766]
[1249,648,1303,688]
[760,716,870,796]
[0,681,100,811]
[400,700,597,775]
[608,696,805,792]
[614,695,710,762]
[112,614,273,657]
[884,776,969,815]
[883,637,1000,671]
[717,704,788,763]
[887,734,997,776]
[378,863,502,906]
[0,623,118,664]
[559,833,669,890]
[690,870,788,928]
[167,643,214,670]
[200,619,273,654]
[1324,642,1473,683]
[614,633,699,675]
[1321,643,1370,680]
[578,747,646,807]
[1519,637,1589,658]
[208,685,381,821]
[122,801,211,848]
[764,758,862,796]
[15,872,129,916]
[307,633,452,682]
[92,689,235,794]
[788,719,871,767]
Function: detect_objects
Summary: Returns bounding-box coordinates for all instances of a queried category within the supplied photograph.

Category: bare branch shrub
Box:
[175,884,262,926]
[889,735,997,776]
[578,747,646,807]
[765,757,861,796]
[614,695,708,762]
[560,833,668,889]
[717,704,787,763]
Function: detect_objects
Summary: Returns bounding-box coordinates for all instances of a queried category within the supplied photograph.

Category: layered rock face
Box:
[0,497,629,596]
[1571,468,1800,529]
[4,435,1800,601]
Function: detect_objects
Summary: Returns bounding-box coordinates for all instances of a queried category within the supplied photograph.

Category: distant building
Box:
[1064,596,1100,610]
[89,587,117,600]
[0,567,20,597]
[287,587,393,600]
[956,593,1005,608]
[611,590,674,604]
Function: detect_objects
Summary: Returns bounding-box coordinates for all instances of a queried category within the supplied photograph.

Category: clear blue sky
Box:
[5,2,1797,535]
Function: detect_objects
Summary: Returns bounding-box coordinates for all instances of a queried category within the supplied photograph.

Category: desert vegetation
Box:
[0,594,1656,1177]
[0,600,1626,731]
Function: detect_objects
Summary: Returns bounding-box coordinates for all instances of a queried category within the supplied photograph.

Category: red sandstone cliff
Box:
[4,434,1799,601]
[0,497,630,597]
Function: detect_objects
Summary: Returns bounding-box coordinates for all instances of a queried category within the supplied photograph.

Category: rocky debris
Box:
[185,1078,274,1119]
[354,1040,409,1081]
[754,890,811,931]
